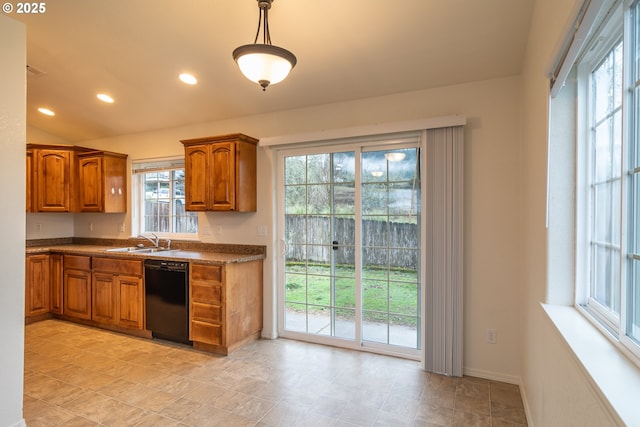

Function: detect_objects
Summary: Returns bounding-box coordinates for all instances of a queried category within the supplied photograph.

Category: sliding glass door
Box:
[278,138,421,355]
[282,152,357,340]
[361,148,421,348]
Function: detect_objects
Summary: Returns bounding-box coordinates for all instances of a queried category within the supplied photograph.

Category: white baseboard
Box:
[518,379,534,427]
[462,367,520,385]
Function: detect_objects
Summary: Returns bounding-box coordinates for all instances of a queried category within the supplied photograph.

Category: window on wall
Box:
[576,0,640,359]
[132,158,198,236]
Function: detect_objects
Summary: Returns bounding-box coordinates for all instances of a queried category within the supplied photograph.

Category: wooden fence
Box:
[144,201,197,233]
[285,215,418,269]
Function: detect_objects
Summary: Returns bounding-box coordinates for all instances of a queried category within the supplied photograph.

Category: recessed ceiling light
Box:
[179,73,197,85]
[96,93,114,103]
[38,107,55,116]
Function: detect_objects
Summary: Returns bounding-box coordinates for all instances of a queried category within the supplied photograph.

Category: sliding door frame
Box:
[275,134,425,360]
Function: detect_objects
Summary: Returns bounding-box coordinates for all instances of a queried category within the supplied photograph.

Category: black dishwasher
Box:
[144,259,190,344]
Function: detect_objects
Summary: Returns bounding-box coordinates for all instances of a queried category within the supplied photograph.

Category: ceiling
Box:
[12,0,535,142]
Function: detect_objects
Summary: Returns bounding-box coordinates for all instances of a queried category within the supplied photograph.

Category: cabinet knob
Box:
[111,187,115,195]
[118,188,123,195]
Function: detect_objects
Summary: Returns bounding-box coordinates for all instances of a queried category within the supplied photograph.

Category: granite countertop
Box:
[25,238,266,265]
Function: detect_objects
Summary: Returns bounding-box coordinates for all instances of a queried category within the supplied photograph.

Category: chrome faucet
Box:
[138,233,159,247]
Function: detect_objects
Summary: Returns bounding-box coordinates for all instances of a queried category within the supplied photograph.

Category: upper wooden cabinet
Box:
[77,151,127,213]
[26,144,128,213]
[181,134,258,212]
[34,147,73,212]
[26,148,33,212]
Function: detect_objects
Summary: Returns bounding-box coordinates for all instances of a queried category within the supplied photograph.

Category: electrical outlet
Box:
[119,223,125,232]
[35,223,41,232]
[486,328,497,344]
[257,225,267,236]
[89,223,94,232]
[215,225,223,235]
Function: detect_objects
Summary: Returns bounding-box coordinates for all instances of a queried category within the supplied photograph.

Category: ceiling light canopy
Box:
[232,0,296,91]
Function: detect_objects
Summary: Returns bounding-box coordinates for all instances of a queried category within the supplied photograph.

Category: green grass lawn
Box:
[285,263,419,326]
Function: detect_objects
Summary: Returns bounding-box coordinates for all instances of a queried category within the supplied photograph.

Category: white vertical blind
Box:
[423,125,464,376]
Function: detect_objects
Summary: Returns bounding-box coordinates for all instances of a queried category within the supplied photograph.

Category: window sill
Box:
[542,304,640,427]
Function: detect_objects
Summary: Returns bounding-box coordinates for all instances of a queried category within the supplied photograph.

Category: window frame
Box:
[576,0,640,362]
[131,157,198,239]
[622,0,640,354]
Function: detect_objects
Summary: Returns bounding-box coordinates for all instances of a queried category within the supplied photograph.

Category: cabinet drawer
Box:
[191,320,222,345]
[191,264,221,282]
[64,255,91,270]
[93,257,142,276]
[191,282,222,304]
[192,302,222,323]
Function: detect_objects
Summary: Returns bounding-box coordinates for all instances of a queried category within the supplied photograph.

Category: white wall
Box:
[78,75,524,382]
[0,14,26,427]
[520,0,618,425]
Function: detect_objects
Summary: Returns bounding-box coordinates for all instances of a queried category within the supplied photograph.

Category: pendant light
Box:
[232,0,297,91]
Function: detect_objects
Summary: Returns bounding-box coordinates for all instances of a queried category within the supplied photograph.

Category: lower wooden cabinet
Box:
[25,254,50,318]
[92,272,116,323]
[190,264,223,345]
[63,255,92,320]
[92,257,144,330]
[115,274,144,329]
[190,260,263,355]
[49,254,63,315]
[28,253,144,331]
[26,251,262,355]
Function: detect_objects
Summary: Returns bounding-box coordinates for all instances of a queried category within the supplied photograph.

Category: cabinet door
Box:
[210,142,236,210]
[184,145,210,210]
[63,269,92,320]
[103,154,127,213]
[25,255,49,317]
[92,272,115,323]
[49,254,64,315]
[115,275,143,329]
[36,149,71,212]
[26,149,33,212]
[78,156,103,212]
[78,153,127,213]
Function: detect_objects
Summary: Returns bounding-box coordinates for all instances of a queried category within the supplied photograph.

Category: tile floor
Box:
[23,320,528,426]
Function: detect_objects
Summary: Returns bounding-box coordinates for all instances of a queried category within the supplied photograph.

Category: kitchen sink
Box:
[143,247,176,253]
[105,246,174,253]
[105,246,142,252]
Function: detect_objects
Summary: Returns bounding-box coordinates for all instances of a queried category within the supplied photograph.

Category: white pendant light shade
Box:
[233,44,296,89]
[233,0,296,91]
[385,152,407,162]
